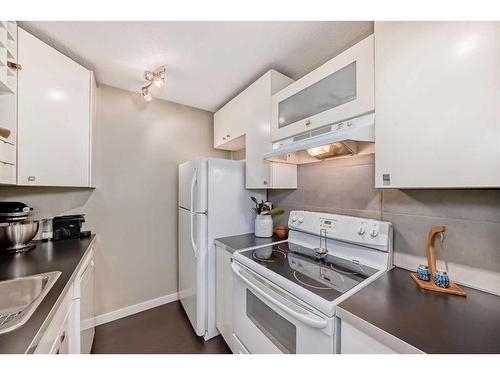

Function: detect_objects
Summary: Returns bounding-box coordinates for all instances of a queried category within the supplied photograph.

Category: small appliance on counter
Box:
[52,214,87,241]
[0,202,39,253]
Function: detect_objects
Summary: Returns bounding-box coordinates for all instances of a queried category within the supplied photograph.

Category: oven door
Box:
[232,261,334,354]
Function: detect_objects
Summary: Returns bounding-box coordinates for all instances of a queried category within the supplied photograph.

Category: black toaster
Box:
[52,214,85,241]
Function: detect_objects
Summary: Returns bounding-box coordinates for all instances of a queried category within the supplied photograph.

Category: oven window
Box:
[246,289,297,354]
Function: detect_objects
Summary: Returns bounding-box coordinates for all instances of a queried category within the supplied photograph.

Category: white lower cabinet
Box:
[34,247,95,354]
[215,244,234,352]
[338,311,424,354]
[232,333,249,354]
[340,321,397,354]
[34,284,75,354]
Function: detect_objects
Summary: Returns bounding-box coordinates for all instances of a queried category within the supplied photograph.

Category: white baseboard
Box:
[94,292,179,327]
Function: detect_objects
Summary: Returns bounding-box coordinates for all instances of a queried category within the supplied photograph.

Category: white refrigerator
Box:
[178,158,264,340]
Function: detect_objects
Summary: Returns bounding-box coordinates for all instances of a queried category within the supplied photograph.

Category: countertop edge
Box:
[25,235,96,354]
[214,238,287,254]
[336,306,424,354]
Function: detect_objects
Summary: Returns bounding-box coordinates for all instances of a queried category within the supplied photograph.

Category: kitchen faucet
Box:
[315,228,328,259]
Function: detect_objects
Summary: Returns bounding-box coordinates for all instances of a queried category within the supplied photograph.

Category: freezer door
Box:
[179,159,207,212]
[178,207,207,336]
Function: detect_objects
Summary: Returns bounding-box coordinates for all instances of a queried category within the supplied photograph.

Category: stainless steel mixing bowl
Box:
[0,221,40,253]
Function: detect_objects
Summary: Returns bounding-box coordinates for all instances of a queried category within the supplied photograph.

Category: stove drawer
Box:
[232,261,335,354]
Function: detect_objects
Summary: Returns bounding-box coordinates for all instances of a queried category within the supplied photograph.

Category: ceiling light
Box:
[154,69,166,87]
[141,66,166,102]
[142,87,152,102]
[144,71,156,81]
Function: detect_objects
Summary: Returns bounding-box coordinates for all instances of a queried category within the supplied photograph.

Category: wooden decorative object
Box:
[0,127,11,139]
[410,225,466,297]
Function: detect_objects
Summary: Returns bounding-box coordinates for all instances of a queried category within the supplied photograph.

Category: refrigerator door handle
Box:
[190,168,197,214]
[190,169,198,258]
[190,213,197,258]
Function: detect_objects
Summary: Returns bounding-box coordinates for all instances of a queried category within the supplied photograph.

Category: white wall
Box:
[0,84,229,316]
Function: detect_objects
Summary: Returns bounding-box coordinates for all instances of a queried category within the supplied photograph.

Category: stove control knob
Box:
[291,216,298,222]
[370,224,379,238]
[298,217,304,223]
[357,225,366,235]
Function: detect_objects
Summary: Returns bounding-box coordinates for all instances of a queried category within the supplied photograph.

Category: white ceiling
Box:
[20,21,373,112]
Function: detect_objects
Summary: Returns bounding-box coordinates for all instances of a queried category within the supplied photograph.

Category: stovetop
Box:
[238,241,378,302]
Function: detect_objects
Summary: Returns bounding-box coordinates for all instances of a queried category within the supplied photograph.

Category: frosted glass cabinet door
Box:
[271,35,374,142]
[277,62,357,129]
[17,28,91,187]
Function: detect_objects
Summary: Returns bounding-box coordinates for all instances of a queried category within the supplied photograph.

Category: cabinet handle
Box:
[263,180,268,185]
[222,137,226,141]
[60,331,66,343]
[7,61,22,71]
[305,119,311,126]
[227,134,230,138]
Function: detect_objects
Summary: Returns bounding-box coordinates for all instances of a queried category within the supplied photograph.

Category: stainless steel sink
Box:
[0,271,61,334]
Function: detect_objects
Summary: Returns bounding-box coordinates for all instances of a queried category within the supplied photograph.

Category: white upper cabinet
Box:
[214,91,246,151]
[17,28,94,187]
[0,21,17,185]
[271,35,374,142]
[375,22,500,188]
[214,70,297,189]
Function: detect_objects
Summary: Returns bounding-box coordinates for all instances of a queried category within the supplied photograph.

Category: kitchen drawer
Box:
[0,139,15,164]
[34,283,74,354]
[49,303,73,354]
[0,160,15,184]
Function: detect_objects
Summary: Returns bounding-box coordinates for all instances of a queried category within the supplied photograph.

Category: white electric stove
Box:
[231,210,393,354]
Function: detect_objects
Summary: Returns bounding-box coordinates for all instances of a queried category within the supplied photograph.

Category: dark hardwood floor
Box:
[91,301,231,354]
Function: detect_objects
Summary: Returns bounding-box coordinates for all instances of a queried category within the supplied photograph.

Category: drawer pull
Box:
[7,61,22,71]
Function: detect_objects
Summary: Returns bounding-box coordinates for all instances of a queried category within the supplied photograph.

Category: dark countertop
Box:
[215,233,285,253]
[338,267,500,354]
[0,235,96,354]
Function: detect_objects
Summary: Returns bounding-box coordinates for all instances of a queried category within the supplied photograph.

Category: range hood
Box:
[263,113,375,164]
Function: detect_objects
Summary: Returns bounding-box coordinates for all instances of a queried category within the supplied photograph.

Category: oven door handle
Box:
[232,262,328,329]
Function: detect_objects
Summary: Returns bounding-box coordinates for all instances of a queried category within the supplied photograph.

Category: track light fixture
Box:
[141,66,166,103]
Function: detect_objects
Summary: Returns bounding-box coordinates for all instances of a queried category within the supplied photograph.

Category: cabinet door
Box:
[216,245,234,352]
[375,22,500,188]
[213,91,247,150]
[245,71,295,189]
[49,303,73,354]
[34,284,74,354]
[271,35,374,142]
[341,321,397,354]
[17,28,91,187]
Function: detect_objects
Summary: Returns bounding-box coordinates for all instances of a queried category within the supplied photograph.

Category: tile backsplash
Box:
[268,154,500,276]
